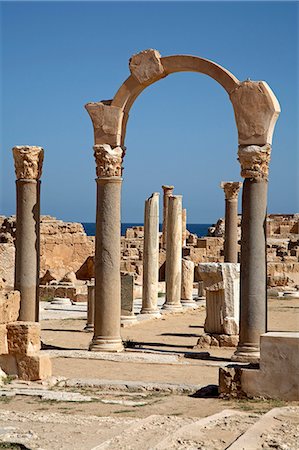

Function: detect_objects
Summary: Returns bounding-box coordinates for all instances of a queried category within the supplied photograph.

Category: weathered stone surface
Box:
[129,49,165,84]
[85,102,123,146]
[12,146,44,180]
[121,273,135,317]
[238,144,271,180]
[60,271,77,284]
[230,80,280,145]
[220,182,242,199]
[181,259,194,301]
[76,256,95,280]
[93,144,123,178]
[7,322,41,355]
[198,263,240,335]
[0,325,8,354]
[0,244,15,288]
[219,366,245,398]
[0,291,20,324]
[17,354,52,381]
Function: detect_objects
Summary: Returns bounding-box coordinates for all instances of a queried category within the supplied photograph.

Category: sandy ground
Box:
[0,297,298,449]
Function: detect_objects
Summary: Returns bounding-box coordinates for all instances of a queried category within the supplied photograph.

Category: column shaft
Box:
[233,179,267,361]
[141,193,160,315]
[163,195,183,311]
[224,198,239,263]
[90,177,123,352]
[84,283,95,331]
[162,185,174,249]
[15,180,40,321]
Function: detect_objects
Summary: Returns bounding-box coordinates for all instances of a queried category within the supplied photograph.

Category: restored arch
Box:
[86,49,281,360]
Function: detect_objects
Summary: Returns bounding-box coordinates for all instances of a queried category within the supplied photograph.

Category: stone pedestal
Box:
[162,195,183,312]
[196,263,240,347]
[84,283,95,331]
[121,273,137,326]
[141,193,160,317]
[89,145,124,352]
[181,259,197,308]
[13,146,44,322]
[220,182,242,263]
[161,185,174,250]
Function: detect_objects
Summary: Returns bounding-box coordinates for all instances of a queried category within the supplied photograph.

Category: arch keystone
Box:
[85,102,123,146]
[230,80,280,146]
[129,49,166,85]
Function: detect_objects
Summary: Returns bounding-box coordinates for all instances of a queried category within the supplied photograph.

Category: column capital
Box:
[93,144,124,178]
[85,101,123,146]
[220,181,242,200]
[238,144,271,181]
[162,185,174,194]
[12,146,44,180]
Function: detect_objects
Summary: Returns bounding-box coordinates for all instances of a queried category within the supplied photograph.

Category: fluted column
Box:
[220,182,242,263]
[141,193,160,316]
[89,144,124,352]
[232,144,271,362]
[84,281,95,331]
[162,185,174,249]
[13,146,44,322]
[162,195,183,311]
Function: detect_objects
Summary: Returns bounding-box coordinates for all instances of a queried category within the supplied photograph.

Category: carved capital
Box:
[162,185,174,196]
[238,144,271,180]
[85,102,123,146]
[129,49,166,85]
[12,146,44,180]
[93,144,124,178]
[230,80,280,145]
[220,182,242,200]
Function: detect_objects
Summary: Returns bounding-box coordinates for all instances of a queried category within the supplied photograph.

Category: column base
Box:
[140,308,161,317]
[231,344,260,363]
[84,324,94,332]
[89,336,124,352]
[181,299,199,308]
[121,315,138,327]
[161,303,183,312]
[195,296,205,301]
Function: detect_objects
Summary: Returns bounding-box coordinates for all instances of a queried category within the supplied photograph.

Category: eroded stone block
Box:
[0,290,20,324]
[7,322,41,355]
[0,324,8,354]
[16,353,52,381]
[129,49,165,84]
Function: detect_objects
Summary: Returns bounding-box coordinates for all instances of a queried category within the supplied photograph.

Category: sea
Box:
[82,223,212,237]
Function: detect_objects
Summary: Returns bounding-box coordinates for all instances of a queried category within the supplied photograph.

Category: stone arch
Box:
[86,49,281,360]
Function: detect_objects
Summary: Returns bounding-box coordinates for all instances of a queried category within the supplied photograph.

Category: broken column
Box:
[121,273,137,326]
[220,182,242,263]
[161,185,174,249]
[89,145,124,352]
[84,281,95,332]
[182,208,187,246]
[181,258,197,308]
[141,193,160,316]
[162,195,183,311]
[232,145,271,362]
[13,146,44,322]
[196,263,240,347]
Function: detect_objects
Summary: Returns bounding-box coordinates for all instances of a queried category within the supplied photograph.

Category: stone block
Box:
[121,273,135,315]
[7,322,41,355]
[198,263,240,335]
[0,290,20,324]
[129,49,165,84]
[16,353,52,381]
[0,324,8,354]
[0,354,18,376]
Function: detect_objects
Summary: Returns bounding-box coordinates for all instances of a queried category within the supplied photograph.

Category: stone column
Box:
[232,144,271,362]
[162,195,183,311]
[220,182,242,263]
[182,208,187,247]
[141,193,160,316]
[89,144,124,352]
[84,281,95,331]
[13,146,44,322]
[162,185,174,249]
[181,258,198,308]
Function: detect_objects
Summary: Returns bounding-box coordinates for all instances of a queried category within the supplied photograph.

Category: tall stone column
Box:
[84,281,95,331]
[162,185,174,249]
[162,195,183,311]
[182,208,187,246]
[13,146,44,322]
[181,258,197,308]
[232,144,271,362]
[89,144,124,352]
[141,193,160,316]
[220,182,242,263]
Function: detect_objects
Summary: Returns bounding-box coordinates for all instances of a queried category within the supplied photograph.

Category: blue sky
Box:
[1,1,298,223]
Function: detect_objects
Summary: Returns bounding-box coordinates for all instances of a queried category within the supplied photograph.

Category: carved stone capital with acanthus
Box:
[220,182,242,200]
[12,146,44,180]
[94,144,124,178]
[238,144,271,181]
